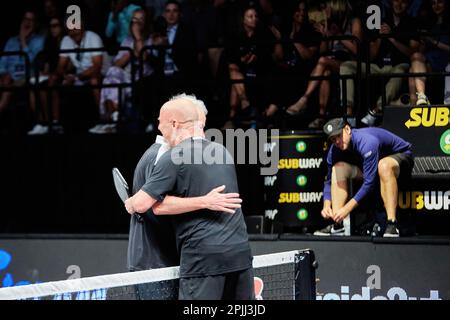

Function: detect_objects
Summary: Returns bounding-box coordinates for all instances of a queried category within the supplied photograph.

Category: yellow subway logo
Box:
[404,107,449,129]
[398,191,450,210]
[278,192,323,203]
[278,158,323,169]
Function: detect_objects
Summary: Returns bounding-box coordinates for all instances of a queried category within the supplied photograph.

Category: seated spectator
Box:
[106,0,142,47]
[140,0,197,133]
[285,0,362,129]
[28,17,66,135]
[340,0,420,126]
[48,20,104,132]
[409,0,450,105]
[262,0,322,124]
[89,8,154,134]
[0,9,44,113]
[223,5,281,129]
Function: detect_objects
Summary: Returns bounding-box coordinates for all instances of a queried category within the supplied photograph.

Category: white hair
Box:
[170,93,208,115]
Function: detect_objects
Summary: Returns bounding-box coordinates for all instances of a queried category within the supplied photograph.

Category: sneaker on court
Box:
[416,92,430,106]
[27,124,48,135]
[383,221,399,238]
[313,223,345,236]
[361,111,378,126]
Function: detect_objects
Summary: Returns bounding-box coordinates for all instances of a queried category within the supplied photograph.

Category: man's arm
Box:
[125,190,158,214]
[78,54,103,80]
[153,185,242,215]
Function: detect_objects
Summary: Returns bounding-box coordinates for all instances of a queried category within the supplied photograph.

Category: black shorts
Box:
[178,268,255,300]
[388,152,414,186]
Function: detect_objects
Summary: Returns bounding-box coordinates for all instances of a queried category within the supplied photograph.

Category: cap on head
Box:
[323,118,347,138]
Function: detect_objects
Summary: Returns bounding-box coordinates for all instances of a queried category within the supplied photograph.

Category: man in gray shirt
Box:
[125,95,254,300]
[128,96,242,271]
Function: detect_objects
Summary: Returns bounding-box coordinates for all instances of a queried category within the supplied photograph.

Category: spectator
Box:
[180,0,223,76]
[285,0,363,129]
[140,0,197,133]
[340,0,420,126]
[262,0,322,124]
[223,5,281,129]
[89,8,154,134]
[0,9,44,113]
[48,19,104,132]
[28,17,66,135]
[106,0,142,46]
[409,0,450,105]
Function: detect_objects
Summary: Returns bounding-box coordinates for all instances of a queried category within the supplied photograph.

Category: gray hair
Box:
[170,93,208,115]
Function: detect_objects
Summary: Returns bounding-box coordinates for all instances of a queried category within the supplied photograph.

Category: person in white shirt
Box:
[48,22,104,131]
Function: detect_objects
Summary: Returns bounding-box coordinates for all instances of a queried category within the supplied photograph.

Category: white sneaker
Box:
[28,124,48,135]
[416,92,430,106]
[361,112,378,126]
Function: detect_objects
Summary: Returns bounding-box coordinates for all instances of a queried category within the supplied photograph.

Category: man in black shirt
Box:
[125,95,254,300]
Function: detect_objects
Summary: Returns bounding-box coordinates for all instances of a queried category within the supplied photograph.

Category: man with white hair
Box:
[127,94,237,277]
[126,94,254,300]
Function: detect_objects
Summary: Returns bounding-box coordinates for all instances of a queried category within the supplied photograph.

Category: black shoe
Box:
[383,221,399,238]
[313,223,345,236]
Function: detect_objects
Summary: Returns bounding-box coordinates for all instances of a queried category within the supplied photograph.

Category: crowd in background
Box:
[0,0,449,135]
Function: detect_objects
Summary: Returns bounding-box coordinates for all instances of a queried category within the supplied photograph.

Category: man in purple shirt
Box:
[314,118,414,237]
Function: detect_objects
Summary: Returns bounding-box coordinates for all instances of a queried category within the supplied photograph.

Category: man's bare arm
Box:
[125,190,158,214]
[153,185,242,215]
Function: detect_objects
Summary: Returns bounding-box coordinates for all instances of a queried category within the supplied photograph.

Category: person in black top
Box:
[340,0,420,126]
[263,0,322,124]
[125,94,254,300]
[28,16,66,135]
[223,5,282,129]
[286,0,363,129]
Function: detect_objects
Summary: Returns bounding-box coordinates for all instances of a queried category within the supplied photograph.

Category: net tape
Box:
[0,250,308,300]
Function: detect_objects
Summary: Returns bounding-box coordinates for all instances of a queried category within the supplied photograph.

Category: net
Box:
[0,249,315,300]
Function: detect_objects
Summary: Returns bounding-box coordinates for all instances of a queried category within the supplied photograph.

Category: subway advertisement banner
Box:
[398,179,450,235]
[263,132,328,231]
[382,105,450,156]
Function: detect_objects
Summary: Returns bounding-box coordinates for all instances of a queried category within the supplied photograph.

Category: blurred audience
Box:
[1,0,450,134]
